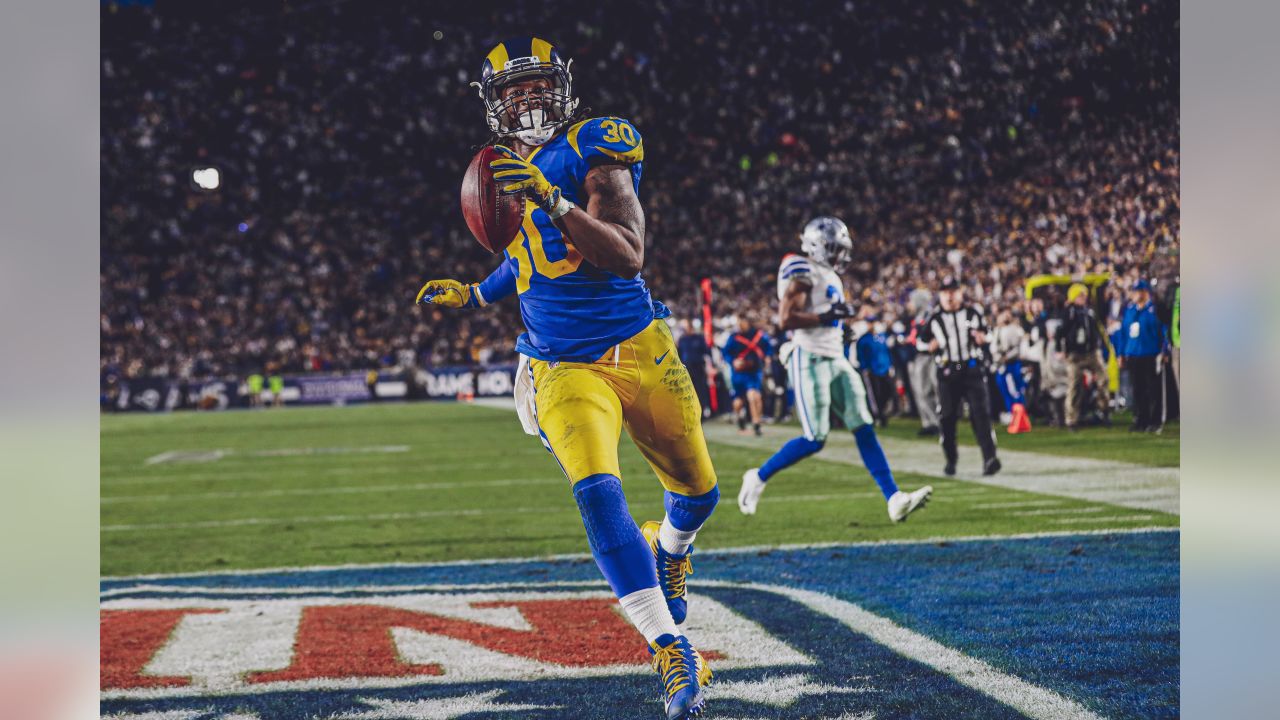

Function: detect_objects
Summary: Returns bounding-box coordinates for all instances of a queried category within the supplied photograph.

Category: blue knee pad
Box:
[572,474,657,597]
[663,485,720,532]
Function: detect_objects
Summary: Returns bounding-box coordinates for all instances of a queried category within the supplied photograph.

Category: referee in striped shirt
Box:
[918,278,1002,477]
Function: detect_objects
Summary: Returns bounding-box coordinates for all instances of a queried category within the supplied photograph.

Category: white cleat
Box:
[888,486,933,523]
[738,468,767,515]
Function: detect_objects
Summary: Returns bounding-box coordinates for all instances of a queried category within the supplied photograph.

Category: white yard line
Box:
[706,580,1106,720]
[101,508,500,533]
[1052,515,1155,524]
[701,421,1179,515]
[101,526,1178,582]
[1012,507,1107,517]
[142,445,411,466]
[102,478,567,505]
[972,500,1066,510]
[100,460,503,487]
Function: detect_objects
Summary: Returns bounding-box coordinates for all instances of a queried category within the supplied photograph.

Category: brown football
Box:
[460,146,525,254]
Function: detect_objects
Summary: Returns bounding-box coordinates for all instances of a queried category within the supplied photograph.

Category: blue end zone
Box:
[102,530,1178,719]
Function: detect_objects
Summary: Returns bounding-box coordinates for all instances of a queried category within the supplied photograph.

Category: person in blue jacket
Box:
[723,315,772,435]
[1118,279,1167,432]
[855,319,896,428]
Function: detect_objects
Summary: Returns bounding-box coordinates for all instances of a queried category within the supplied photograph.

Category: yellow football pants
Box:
[529,320,718,497]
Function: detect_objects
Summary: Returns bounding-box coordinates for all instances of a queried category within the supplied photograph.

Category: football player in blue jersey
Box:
[416,37,714,720]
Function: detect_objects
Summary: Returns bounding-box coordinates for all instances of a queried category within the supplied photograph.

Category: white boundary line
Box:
[705,580,1107,720]
[102,526,1178,583]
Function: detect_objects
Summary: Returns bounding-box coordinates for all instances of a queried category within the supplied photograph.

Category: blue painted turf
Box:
[101,530,1179,719]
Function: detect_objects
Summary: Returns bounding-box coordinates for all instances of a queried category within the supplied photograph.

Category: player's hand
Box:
[928,339,940,353]
[490,146,566,216]
[416,279,477,309]
[818,302,856,324]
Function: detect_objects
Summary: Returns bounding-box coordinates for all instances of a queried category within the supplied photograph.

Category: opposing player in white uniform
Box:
[739,217,933,522]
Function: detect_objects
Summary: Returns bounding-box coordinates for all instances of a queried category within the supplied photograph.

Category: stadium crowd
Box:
[101,0,1178,414]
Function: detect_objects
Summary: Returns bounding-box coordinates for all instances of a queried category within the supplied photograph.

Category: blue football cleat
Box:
[649,633,712,720]
[640,520,693,624]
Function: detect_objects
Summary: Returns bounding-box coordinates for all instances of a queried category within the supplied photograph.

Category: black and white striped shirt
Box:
[919,306,989,365]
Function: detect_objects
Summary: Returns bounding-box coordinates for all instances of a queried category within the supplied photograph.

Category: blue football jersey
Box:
[500,116,668,362]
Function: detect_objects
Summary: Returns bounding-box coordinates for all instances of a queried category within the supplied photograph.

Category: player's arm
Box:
[489,118,646,277]
[415,259,516,309]
[779,278,854,330]
[558,163,645,277]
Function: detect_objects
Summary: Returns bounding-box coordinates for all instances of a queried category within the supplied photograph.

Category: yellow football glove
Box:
[415,279,480,309]
[490,145,574,219]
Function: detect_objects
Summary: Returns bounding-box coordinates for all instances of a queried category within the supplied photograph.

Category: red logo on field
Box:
[101,609,222,689]
[250,599,648,683]
[100,598,727,691]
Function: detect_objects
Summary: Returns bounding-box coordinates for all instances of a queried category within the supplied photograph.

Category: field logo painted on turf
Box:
[101,587,807,698]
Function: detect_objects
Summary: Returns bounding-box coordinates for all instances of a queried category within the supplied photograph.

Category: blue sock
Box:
[758,436,825,482]
[853,424,898,500]
[572,474,658,598]
[664,485,719,531]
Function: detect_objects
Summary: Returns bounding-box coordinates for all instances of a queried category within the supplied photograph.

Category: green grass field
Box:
[874,413,1180,467]
[101,402,1178,577]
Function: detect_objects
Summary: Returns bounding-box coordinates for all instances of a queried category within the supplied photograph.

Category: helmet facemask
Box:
[473,57,578,146]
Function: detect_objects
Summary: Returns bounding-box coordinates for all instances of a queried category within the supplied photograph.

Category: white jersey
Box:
[993,323,1025,364]
[777,253,846,358]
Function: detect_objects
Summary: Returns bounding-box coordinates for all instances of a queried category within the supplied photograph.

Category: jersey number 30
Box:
[507,200,582,292]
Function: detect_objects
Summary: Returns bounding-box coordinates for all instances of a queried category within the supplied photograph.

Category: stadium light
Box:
[191,166,221,191]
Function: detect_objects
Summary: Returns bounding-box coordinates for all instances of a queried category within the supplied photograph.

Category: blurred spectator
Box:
[854,317,894,428]
[905,289,940,436]
[992,309,1028,425]
[675,319,712,416]
[722,315,772,435]
[1058,283,1111,429]
[100,0,1178,391]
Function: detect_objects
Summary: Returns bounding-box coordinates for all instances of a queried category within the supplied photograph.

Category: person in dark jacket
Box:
[676,319,712,418]
[1118,279,1166,432]
[1058,283,1111,429]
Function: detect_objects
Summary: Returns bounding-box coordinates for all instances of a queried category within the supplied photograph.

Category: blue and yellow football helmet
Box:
[472,36,579,146]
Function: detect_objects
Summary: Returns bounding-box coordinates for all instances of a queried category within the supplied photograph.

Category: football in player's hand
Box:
[461,146,524,254]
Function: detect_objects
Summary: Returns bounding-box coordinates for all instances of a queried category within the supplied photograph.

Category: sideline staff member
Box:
[1119,279,1166,433]
[919,278,1002,476]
